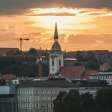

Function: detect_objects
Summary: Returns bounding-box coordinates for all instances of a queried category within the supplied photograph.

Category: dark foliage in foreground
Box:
[54,88,112,112]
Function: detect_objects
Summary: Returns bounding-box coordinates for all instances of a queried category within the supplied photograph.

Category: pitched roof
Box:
[0,48,20,55]
[59,66,85,80]
[1,74,16,80]
[64,51,77,58]
[72,79,108,87]
[17,79,75,88]
[82,70,99,79]
[100,63,111,71]
[0,48,19,52]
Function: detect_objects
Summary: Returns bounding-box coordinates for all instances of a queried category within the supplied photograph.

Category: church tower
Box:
[49,22,63,76]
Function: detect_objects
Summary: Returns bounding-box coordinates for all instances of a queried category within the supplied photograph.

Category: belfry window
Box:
[59,60,61,66]
[52,59,54,66]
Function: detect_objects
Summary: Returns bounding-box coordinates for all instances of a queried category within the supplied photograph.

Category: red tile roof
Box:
[100,63,111,71]
[1,74,16,80]
[59,66,85,80]
[82,70,98,79]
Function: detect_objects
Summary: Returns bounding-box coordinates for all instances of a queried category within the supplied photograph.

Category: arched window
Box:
[52,59,54,66]
[59,59,61,66]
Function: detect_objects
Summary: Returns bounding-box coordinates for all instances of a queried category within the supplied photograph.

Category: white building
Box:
[89,72,112,85]
[17,79,75,112]
[16,78,108,112]
[0,85,15,94]
[0,85,16,112]
[64,58,77,66]
[49,22,63,76]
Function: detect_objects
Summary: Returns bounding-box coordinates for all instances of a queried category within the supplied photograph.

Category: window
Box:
[59,60,61,66]
[52,59,54,66]
[15,81,17,84]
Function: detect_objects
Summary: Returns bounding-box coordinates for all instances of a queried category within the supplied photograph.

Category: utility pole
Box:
[20,38,29,51]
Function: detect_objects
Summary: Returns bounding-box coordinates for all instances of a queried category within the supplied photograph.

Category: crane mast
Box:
[20,38,29,51]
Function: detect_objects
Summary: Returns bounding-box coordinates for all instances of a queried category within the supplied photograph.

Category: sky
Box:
[0,0,112,51]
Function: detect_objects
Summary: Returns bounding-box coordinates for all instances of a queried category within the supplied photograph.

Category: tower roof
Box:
[54,22,58,39]
[51,41,62,53]
[51,22,62,53]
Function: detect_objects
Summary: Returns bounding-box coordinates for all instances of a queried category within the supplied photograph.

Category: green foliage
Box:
[75,51,84,61]
[54,91,67,112]
[0,56,49,77]
[86,51,95,60]
[62,89,82,112]
[54,89,82,112]
[28,48,37,55]
[95,87,112,112]
[81,92,95,112]
[54,88,112,112]
[86,52,100,70]
[87,58,100,70]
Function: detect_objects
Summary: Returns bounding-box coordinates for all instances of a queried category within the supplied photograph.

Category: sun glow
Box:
[31,8,76,16]
[0,5,112,51]
[28,8,76,31]
[28,8,96,33]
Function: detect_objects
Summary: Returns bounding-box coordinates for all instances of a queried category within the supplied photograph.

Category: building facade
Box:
[0,94,15,112]
[17,79,75,112]
[0,85,16,112]
[89,72,112,85]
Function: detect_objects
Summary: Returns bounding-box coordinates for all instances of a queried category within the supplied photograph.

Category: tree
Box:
[95,88,112,112]
[87,58,100,70]
[0,56,38,77]
[28,48,37,55]
[12,50,23,55]
[75,51,84,61]
[86,52,99,70]
[86,51,95,60]
[62,89,82,112]
[54,89,82,112]
[81,92,95,112]
[54,91,67,112]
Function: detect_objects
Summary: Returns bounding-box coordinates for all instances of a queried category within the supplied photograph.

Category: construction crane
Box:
[20,38,29,51]
[0,38,29,51]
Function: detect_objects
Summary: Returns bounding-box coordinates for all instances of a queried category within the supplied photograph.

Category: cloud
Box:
[0,27,112,51]
[0,26,16,34]
[31,12,75,16]
[79,8,112,16]
[63,34,112,50]
[0,0,112,15]
[83,16,112,34]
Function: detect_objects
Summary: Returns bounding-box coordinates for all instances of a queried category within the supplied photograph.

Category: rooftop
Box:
[17,79,75,88]
[59,66,85,79]
[90,72,112,76]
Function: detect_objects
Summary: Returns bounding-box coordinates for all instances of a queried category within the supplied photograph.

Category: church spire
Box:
[54,22,58,40]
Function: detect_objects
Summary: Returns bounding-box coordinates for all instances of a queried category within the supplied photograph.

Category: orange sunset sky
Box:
[0,0,112,51]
